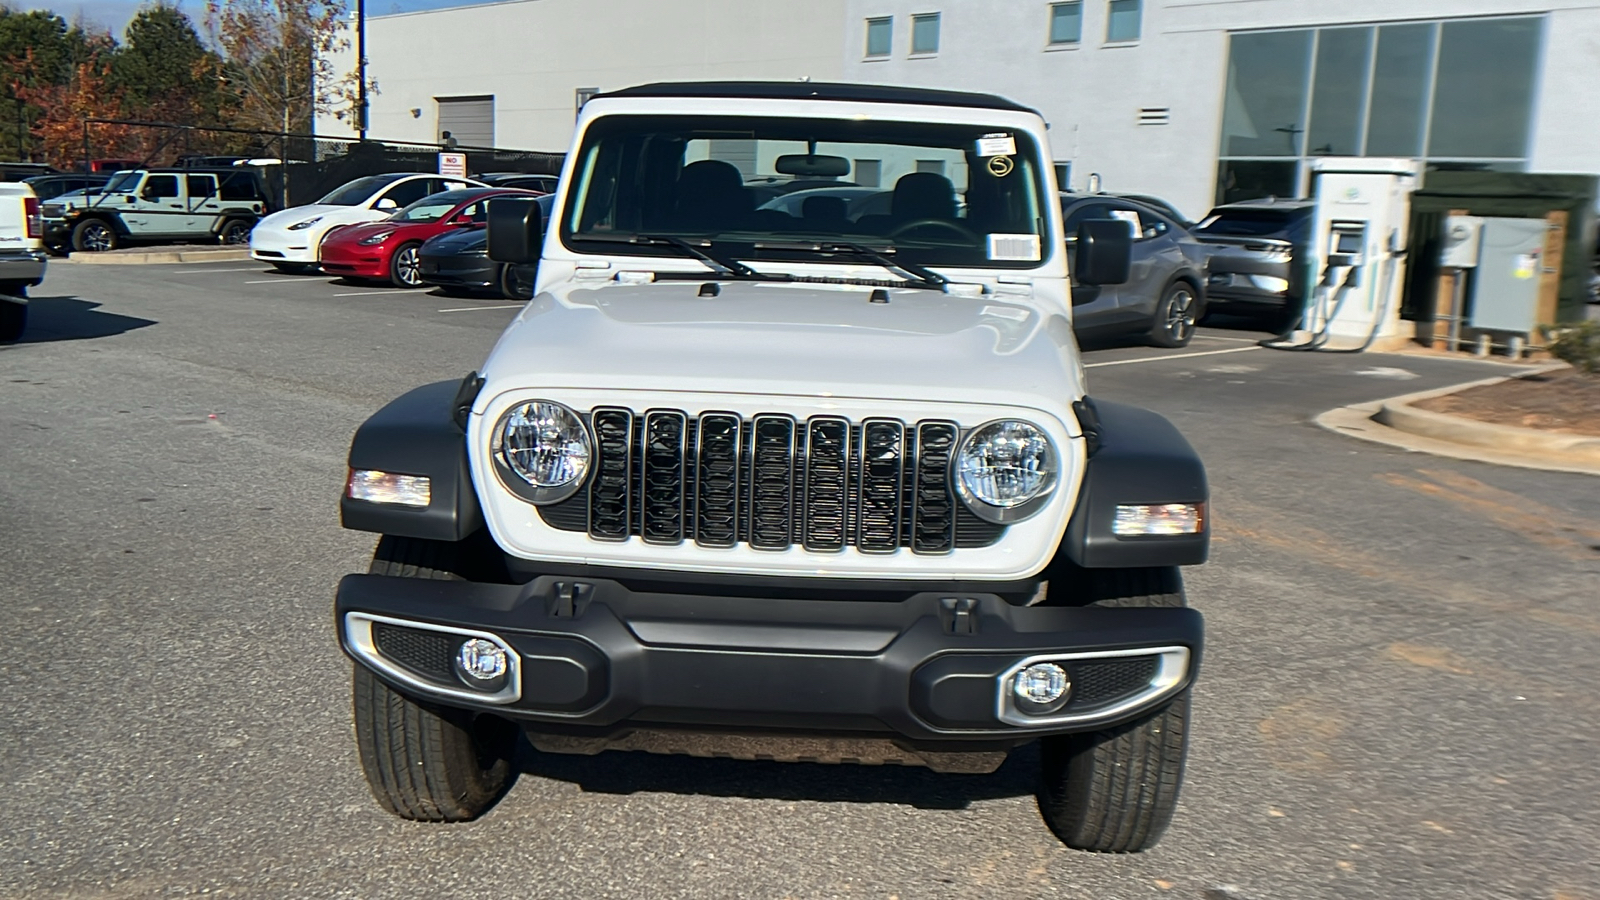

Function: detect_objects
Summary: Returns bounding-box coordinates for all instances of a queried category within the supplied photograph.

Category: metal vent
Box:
[372,623,457,683]
[1137,107,1170,125]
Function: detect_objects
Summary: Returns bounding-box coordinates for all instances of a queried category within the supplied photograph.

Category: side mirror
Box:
[375,197,398,210]
[487,197,544,264]
[1073,219,1133,288]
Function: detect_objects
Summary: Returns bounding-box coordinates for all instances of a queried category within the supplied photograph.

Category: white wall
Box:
[318,0,847,153]
[841,0,1600,220]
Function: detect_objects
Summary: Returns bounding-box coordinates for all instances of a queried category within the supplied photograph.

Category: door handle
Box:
[169,204,182,208]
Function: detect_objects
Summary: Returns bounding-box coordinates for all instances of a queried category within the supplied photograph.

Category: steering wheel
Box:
[889,218,980,243]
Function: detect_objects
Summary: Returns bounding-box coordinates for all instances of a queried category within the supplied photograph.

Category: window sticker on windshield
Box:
[988,233,1040,261]
[986,156,1014,177]
[1108,209,1141,232]
[977,133,1016,157]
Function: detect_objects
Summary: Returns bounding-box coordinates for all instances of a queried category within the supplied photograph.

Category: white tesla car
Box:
[250,173,484,273]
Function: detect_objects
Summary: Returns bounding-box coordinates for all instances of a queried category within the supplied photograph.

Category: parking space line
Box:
[1190,334,1265,344]
[332,289,418,297]
[1084,346,1260,368]
[438,304,525,313]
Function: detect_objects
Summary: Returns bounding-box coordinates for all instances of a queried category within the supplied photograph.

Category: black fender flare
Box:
[76,212,131,238]
[211,210,260,236]
[1061,397,1209,568]
[340,374,486,542]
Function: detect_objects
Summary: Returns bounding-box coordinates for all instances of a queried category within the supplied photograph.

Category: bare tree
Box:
[205,0,374,136]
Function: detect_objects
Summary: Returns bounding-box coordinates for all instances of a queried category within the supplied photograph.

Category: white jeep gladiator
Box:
[335,82,1208,852]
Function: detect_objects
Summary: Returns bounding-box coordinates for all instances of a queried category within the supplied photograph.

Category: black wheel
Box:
[1148,282,1199,348]
[219,218,254,245]
[499,264,533,301]
[1036,566,1192,853]
[0,298,24,343]
[71,218,117,253]
[390,242,424,288]
[352,535,518,822]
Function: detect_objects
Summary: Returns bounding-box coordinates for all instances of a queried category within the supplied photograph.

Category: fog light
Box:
[1112,503,1205,536]
[455,639,507,682]
[346,469,431,507]
[1014,662,1071,705]
[1249,274,1291,294]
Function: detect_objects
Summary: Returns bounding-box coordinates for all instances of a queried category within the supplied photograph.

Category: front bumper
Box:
[419,253,496,289]
[250,225,320,264]
[0,250,47,285]
[336,571,1202,745]
[319,244,388,278]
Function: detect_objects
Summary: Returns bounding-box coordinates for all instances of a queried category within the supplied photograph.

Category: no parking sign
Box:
[437,152,467,177]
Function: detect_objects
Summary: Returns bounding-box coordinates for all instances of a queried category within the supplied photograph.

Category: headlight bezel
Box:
[952,418,1060,524]
[287,215,323,231]
[489,400,593,505]
[358,230,396,246]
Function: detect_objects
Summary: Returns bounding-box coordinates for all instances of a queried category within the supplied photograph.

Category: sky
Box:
[19,0,491,38]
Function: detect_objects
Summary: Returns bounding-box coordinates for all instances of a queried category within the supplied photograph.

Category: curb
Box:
[58,247,254,266]
[1315,365,1600,476]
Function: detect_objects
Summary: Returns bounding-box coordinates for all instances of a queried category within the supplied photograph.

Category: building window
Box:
[1049,2,1082,45]
[1106,0,1141,43]
[854,159,882,188]
[911,13,940,55]
[865,17,893,57]
[915,159,946,176]
[575,87,598,121]
[1215,16,1545,205]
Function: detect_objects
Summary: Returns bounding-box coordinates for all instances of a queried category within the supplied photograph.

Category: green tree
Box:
[111,4,227,124]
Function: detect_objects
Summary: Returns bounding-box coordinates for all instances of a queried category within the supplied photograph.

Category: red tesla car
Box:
[319,187,536,288]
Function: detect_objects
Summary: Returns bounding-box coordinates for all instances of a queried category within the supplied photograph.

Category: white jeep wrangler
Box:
[336,82,1207,852]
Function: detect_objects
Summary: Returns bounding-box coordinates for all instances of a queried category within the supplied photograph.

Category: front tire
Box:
[1148,282,1198,348]
[218,218,254,245]
[390,242,424,288]
[71,218,117,253]
[1036,566,1192,852]
[352,535,518,821]
[499,263,533,301]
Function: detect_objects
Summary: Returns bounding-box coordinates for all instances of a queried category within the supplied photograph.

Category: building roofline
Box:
[594,81,1038,115]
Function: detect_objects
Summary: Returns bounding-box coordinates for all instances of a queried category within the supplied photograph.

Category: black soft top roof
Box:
[596,81,1036,115]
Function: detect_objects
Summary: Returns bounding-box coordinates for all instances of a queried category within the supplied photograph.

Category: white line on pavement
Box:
[1190,334,1265,344]
[332,289,417,297]
[170,267,271,274]
[1084,345,1261,368]
[438,304,525,313]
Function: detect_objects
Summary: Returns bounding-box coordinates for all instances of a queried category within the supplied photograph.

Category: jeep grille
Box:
[535,408,1004,554]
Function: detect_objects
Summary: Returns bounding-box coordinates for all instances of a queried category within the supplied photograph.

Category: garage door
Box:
[436,96,494,148]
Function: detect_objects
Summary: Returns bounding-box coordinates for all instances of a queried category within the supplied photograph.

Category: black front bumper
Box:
[418,254,496,289]
[336,571,1202,745]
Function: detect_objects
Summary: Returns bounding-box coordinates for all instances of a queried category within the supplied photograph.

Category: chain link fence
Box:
[80,119,564,208]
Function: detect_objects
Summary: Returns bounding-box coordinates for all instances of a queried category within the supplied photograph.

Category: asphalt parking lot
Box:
[3,259,1599,900]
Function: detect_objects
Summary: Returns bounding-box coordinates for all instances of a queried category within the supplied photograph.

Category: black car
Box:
[476,172,558,194]
[23,173,110,201]
[1191,199,1313,325]
[418,193,554,299]
[1061,193,1210,347]
[0,162,59,182]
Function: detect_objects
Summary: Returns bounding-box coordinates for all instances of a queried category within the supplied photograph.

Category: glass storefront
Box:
[1216,16,1544,205]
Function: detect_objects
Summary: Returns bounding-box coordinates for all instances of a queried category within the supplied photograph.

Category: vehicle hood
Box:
[422,226,487,255]
[48,189,117,209]
[259,203,375,229]
[326,219,419,245]
[479,280,1081,408]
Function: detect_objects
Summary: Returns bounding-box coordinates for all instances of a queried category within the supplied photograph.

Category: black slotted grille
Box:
[588,408,633,541]
[641,411,686,543]
[1068,656,1161,708]
[372,623,456,683]
[803,417,850,551]
[695,413,741,547]
[912,422,958,553]
[536,408,1006,554]
[748,415,795,549]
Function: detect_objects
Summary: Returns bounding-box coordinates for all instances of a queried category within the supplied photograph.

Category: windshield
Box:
[391,190,482,223]
[1194,209,1309,240]
[104,171,141,193]
[318,176,397,206]
[561,114,1050,270]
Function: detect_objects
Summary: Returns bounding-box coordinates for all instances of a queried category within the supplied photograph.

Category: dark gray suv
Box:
[1191,199,1313,326]
[1061,193,1210,347]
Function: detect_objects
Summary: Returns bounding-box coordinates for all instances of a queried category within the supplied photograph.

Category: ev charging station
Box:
[1279,158,1420,352]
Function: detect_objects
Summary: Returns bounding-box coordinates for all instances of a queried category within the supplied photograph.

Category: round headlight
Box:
[491,400,591,504]
[954,419,1058,523]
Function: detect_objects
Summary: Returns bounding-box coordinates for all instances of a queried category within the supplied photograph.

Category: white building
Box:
[318,0,846,152]
[325,0,1600,219]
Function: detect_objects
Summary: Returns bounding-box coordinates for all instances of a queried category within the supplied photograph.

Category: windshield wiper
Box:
[582,232,783,280]
[753,239,947,291]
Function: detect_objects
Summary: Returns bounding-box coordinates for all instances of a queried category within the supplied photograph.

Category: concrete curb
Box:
[1315,365,1600,477]
[57,247,254,266]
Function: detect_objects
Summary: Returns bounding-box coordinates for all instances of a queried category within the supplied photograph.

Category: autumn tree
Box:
[206,0,371,136]
[11,36,141,168]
